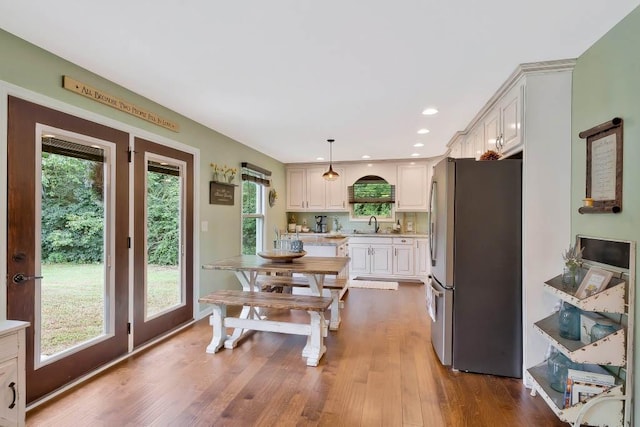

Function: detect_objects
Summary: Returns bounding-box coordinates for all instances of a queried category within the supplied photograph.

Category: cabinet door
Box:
[0,358,18,426]
[286,168,307,210]
[499,83,522,154]
[483,108,500,153]
[397,164,428,211]
[349,244,371,276]
[305,167,326,210]
[325,167,347,211]
[469,127,485,159]
[415,238,430,278]
[393,245,414,276]
[371,245,393,275]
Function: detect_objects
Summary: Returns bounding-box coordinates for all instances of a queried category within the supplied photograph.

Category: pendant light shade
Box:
[322,139,339,181]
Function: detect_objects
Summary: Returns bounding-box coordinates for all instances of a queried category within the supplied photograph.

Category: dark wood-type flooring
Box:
[27,283,565,426]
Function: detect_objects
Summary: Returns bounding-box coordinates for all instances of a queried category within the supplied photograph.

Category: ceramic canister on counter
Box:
[290,240,304,253]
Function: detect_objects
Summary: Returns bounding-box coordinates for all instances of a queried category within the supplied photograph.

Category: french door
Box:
[132,137,193,347]
[6,97,194,403]
[7,97,130,403]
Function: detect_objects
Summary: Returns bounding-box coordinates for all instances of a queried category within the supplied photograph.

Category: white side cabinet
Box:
[396,163,428,212]
[392,237,414,277]
[415,238,430,279]
[0,321,29,427]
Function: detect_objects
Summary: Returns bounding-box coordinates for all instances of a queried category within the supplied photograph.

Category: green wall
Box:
[0,28,288,316]
[572,5,640,419]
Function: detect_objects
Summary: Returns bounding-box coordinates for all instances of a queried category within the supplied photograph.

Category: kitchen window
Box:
[348,175,395,220]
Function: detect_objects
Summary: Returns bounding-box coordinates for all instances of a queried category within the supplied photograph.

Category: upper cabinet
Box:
[396,163,429,211]
[286,166,347,212]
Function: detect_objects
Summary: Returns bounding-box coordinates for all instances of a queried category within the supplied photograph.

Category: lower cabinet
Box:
[349,240,393,277]
[415,238,430,279]
[0,321,29,427]
[392,238,414,277]
[349,236,427,280]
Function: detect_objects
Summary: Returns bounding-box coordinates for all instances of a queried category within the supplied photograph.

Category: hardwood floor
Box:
[27,283,564,426]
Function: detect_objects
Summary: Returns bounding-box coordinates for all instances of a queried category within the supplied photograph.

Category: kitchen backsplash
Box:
[285,211,428,235]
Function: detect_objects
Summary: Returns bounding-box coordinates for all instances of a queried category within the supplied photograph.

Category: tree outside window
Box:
[242,180,264,254]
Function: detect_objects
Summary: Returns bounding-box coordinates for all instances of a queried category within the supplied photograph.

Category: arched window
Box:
[348,175,395,220]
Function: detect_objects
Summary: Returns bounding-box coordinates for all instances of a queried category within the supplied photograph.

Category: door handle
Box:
[12,273,43,284]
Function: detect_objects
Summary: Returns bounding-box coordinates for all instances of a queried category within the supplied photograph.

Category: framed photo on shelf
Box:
[576,267,614,299]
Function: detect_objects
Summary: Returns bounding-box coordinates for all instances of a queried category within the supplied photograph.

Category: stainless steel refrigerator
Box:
[427,157,522,378]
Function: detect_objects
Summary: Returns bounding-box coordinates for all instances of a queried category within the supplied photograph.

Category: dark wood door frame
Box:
[7,96,130,403]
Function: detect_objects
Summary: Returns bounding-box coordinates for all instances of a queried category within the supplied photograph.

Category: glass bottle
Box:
[547,349,580,393]
[558,301,581,340]
[590,318,617,342]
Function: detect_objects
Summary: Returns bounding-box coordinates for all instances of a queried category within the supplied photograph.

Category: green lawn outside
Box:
[40,263,179,356]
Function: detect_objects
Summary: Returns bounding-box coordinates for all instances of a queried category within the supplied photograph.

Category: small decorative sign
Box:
[63,76,179,132]
[578,117,623,214]
[209,181,236,205]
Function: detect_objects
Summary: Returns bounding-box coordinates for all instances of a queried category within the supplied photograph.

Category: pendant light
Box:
[322,138,339,181]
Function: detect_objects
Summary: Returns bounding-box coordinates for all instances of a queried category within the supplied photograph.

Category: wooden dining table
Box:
[201,254,350,350]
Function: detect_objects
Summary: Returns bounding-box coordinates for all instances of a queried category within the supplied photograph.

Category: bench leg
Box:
[302,311,327,366]
[206,304,227,353]
[328,289,341,331]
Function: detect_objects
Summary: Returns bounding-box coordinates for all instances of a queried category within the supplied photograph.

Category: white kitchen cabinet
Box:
[478,80,523,157]
[392,237,414,277]
[325,167,347,211]
[526,237,634,427]
[285,166,347,212]
[396,163,428,212]
[348,237,393,278]
[0,321,28,427]
[415,238,430,279]
[286,167,306,210]
[305,167,326,211]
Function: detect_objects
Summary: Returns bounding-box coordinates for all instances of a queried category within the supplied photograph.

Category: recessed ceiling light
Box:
[422,108,439,116]
[362,155,370,159]
[316,156,324,161]
[413,142,424,147]
[417,129,430,135]
[411,153,420,157]
[42,133,56,138]
[367,163,373,167]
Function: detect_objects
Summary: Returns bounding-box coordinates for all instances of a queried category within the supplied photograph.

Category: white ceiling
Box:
[1,1,639,164]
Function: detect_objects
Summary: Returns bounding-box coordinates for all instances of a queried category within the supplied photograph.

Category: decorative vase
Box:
[227,175,234,183]
[547,349,581,393]
[558,301,581,341]
[212,172,219,182]
[562,266,582,289]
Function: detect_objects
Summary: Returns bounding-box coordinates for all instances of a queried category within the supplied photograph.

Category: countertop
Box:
[282,232,428,246]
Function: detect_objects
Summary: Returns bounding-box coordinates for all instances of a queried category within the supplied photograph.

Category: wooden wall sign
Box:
[578,117,623,214]
[209,181,236,205]
[63,76,179,132]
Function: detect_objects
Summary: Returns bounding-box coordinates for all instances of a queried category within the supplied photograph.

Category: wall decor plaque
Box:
[578,117,623,214]
[209,181,236,205]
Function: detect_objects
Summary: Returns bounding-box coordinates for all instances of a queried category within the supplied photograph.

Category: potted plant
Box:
[562,244,584,287]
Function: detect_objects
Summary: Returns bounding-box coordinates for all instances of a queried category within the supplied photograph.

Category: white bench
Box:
[199,290,333,366]
[256,275,347,330]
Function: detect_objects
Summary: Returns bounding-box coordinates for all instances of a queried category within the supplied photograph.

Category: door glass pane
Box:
[39,136,108,362]
[146,160,182,318]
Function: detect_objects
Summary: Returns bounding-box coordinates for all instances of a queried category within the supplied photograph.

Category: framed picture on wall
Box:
[578,117,623,214]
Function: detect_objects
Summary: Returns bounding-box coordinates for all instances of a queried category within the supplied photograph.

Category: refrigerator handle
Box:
[428,180,437,267]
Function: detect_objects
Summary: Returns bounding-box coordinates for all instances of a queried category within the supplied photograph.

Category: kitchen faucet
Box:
[368,216,379,233]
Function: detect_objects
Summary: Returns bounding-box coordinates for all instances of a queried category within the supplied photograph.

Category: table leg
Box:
[223,270,261,349]
[206,304,227,353]
[302,311,327,366]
